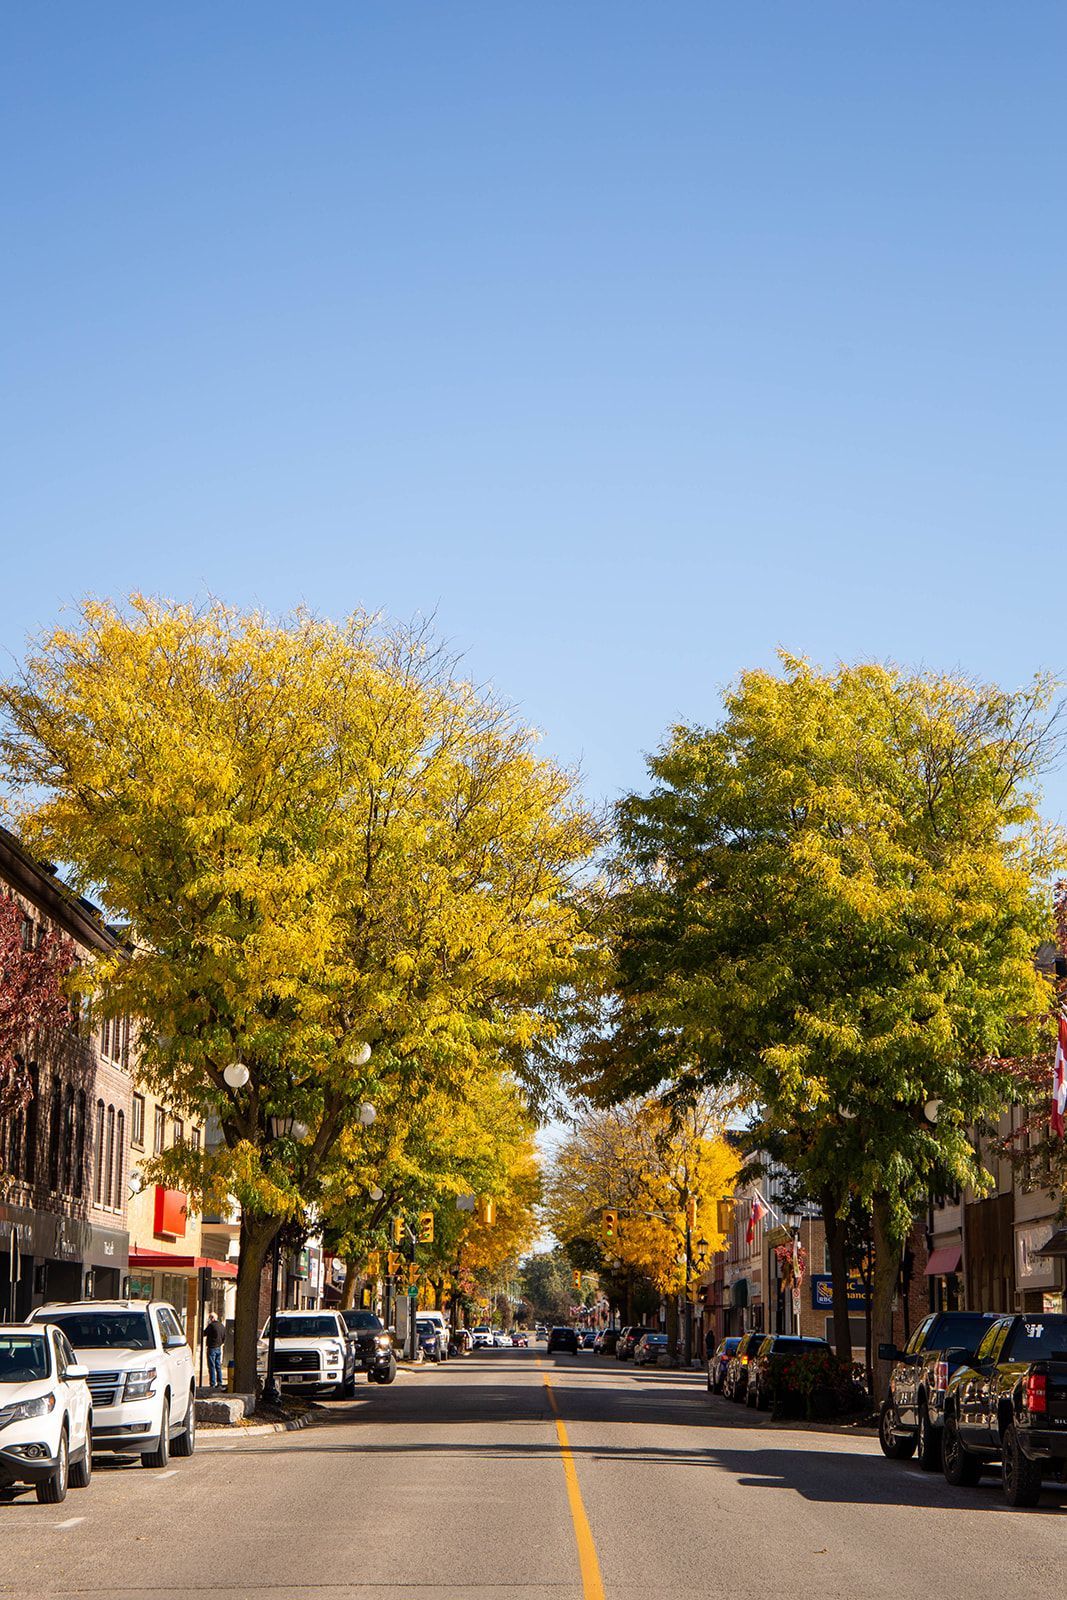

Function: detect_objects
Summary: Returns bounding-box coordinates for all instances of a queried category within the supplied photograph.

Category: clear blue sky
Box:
[3,3,1065,816]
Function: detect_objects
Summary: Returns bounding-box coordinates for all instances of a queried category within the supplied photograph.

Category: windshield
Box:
[0,1333,50,1382]
[341,1311,383,1332]
[926,1315,995,1355]
[264,1316,340,1340]
[40,1311,153,1350]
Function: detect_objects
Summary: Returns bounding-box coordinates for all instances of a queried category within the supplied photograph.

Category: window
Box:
[93,1099,105,1204]
[153,1106,166,1156]
[173,1117,184,1147]
[73,1090,86,1199]
[20,916,33,951]
[191,1126,201,1154]
[61,1083,74,1193]
[47,1078,62,1192]
[100,1015,111,1059]
[131,1094,145,1148]
[114,1111,125,1208]
[121,1017,130,1070]
[103,1106,115,1208]
[24,1067,38,1183]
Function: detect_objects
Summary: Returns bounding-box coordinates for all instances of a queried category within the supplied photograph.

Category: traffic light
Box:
[392,1216,405,1245]
[572,1269,582,1291]
[366,1249,381,1277]
[418,1211,434,1244]
[387,1250,402,1276]
[602,1209,617,1239]
[716,1200,733,1235]
[407,1262,420,1287]
[685,1197,698,1230]
[477,1196,495,1225]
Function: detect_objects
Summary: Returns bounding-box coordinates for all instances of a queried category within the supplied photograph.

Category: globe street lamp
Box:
[223,1062,250,1090]
[347,1041,372,1068]
[359,1102,377,1126]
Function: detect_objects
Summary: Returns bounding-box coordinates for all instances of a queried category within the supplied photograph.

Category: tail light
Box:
[1024,1373,1047,1415]
[933,1360,948,1394]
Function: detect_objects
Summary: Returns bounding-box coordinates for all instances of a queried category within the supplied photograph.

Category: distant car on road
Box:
[547,1327,579,1354]
[29,1299,196,1468]
[512,1331,529,1348]
[580,1330,597,1349]
[493,1331,512,1348]
[746,1335,831,1410]
[707,1336,740,1394]
[416,1320,444,1362]
[723,1331,764,1403]
[633,1332,669,1366]
[877,1310,998,1468]
[257,1310,358,1400]
[471,1326,494,1349]
[339,1309,398,1385]
[616,1326,656,1362]
[0,1323,92,1503]
[594,1329,620,1356]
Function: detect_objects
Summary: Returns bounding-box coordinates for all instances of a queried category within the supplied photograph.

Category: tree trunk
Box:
[819,1187,853,1363]
[233,1212,281,1395]
[871,1192,899,1405]
[339,1262,358,1310]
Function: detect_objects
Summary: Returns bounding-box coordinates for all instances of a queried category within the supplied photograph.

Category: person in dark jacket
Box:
[204,1311,225,1389]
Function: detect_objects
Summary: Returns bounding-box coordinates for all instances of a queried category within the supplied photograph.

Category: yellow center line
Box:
[537,1360,606,1600]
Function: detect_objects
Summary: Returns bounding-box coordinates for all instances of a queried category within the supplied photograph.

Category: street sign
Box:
[408,1286,418,1298]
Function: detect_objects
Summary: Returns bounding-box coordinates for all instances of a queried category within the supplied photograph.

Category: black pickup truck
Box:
[941,1312,1067,1505]
[340,1309,398,1384]
[878,1310,998,1469]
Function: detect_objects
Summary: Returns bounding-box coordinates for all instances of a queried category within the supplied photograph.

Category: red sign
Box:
[153,1186,188,1239]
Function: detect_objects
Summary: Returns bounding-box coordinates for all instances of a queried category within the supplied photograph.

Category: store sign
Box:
[810,1273,868,1310]
[153,1186,188,1240]
[1017,1226,1056,1286]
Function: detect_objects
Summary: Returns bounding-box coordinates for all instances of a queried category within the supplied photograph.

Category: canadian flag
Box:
[1052,1015,1067,1139]
[746,1195,765,1246]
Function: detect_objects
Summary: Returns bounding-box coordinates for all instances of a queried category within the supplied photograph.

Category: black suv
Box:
[878,1310,997,1470]
[723,1331,765,1402]
[340,1309,398,1384]
[547,1326,579,1354]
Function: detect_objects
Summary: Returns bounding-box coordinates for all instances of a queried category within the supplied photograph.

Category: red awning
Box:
[925,1245,962,1277]
[128,1249,237,1279]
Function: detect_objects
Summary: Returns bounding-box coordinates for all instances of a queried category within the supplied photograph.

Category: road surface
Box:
[1,1344,1062,1599]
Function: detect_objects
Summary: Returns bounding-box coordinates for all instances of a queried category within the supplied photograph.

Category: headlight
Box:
[375,1334,392,1349]
[0,1393,56,1428]
[123,1367,158,1400]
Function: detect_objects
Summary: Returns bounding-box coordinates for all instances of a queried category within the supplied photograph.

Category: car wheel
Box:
[142,1396,170,1469]
[916,1402,939,1472]
[941,1411,979,1485]
[379,1358,397,1385]
[69,1417,92,1489]
[878,1400,917,1460]
[37,1426,69,1504]
[1001,1423,1043,1507]
[172,1389,196,1458]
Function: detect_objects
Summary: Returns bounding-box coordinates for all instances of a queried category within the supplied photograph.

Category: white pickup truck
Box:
[28,1300,196,1468]
[258,1310,358,1397]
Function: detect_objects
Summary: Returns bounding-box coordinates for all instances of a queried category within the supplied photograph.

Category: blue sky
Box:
[3,3,1065,817]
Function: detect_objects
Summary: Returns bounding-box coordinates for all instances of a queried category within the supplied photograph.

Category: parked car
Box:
[512,1331,529,1348]
[878,1310,998,1468]
[723,1331,765,1402]
[417,1311,451,1361]
[470,1326,494,1349]
[416,1320,444,1362]
[535,1323,547,1339]
[257,1310,358,1399]
[0,1323,92,1503]
[594,1329,620,1357]
[747,1334,831,1410]
[547,1326,579,1354]
[616,1326,655,1361]
[28,1300,195,1468]
[452,1328,473,1354]
[580,1330,597,1350]
[941,1312,1067,1506]
[633,1332,670,1366]
[493,1331,512,1348]
[707,1336,741,1394]
[339,1309,398,1385]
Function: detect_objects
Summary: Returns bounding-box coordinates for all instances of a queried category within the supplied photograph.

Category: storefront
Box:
[127,1247,238,1361]
[1016,1223,1066,1314]
[1,1202,128,1319]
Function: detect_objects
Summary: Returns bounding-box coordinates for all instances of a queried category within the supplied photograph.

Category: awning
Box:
[1033,1228,1067,1258]
[128,1249,237,1279]
[925,1245,962,1277]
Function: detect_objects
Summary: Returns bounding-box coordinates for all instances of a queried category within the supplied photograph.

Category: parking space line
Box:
[157,1469,179,1478]
[54,1516,85,1529]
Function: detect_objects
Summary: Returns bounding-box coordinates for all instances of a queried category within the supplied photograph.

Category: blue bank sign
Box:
[810,1274,869,1310]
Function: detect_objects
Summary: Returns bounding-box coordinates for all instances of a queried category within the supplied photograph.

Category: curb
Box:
[199,1410,325,1441]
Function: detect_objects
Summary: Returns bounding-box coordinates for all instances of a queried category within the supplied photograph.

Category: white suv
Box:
[28,1301,196,1468]
[0,1323,93,1503]
[258,1310,357,1397]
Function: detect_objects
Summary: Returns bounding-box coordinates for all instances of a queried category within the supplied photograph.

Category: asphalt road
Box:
[1,1345,1063,1600]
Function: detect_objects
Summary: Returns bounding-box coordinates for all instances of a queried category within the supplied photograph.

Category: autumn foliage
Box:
[0,894,75,1154]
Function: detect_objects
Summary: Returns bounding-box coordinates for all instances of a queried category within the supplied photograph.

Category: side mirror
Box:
[877,1343,901,1363]
[66,1364,89,1382]
[166,1334,189,1350]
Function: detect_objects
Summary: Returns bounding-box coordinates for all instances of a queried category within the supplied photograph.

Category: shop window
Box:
[153,1106,166,1156]
[131,1094,145,1148]
[104,1106,115,1208]
[93,1099,105,1204]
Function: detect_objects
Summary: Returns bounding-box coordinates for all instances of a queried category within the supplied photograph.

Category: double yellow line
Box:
[539,1363,606,1600]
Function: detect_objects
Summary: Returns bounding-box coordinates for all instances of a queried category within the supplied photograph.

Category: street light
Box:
[223,1062,250,1089]
[268,1114,308,1140]
[359,1102,377,1126]
[347,1041,372,1068]
[923,1100,942,1124]
[370,1185,383,1202]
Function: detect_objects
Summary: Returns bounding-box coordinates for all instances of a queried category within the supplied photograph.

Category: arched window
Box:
[114,1111,125,1211]
[93,1100,105,1205]
[24,1066,38,1183]
[48,1078,62,1192]
[74,1090,87,1199]
[103,1106,116,1209]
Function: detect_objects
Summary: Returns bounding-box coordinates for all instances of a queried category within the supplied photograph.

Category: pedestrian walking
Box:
[204,1310,225,1390]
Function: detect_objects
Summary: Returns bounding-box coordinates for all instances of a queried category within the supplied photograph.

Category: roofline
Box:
[0,825,122,955]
